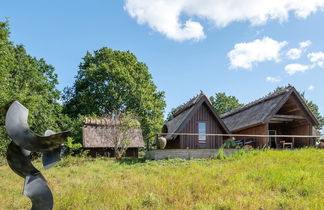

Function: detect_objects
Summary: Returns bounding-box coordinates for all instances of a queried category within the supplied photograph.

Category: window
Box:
[198,122,206,143]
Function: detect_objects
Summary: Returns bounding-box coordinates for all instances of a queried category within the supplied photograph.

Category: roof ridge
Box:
[172,92,205,118]
[221,85,293,118]
[83,115,139,126]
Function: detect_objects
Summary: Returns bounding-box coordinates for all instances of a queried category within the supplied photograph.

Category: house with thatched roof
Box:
[221,85,320,148]
[162,92,230,149]
[83,117,144,157]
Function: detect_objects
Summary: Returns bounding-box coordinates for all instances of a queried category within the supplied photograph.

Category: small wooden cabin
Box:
[221,86,320,148]
[83,117,144,157]
[162,92,230,149]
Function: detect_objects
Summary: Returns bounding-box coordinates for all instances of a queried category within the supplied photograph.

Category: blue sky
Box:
[1,1,324,130]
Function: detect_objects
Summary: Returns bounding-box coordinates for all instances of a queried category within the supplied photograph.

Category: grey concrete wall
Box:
[145,149,239,160]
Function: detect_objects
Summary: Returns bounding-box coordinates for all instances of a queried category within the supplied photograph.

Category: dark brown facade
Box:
[235,124,267,147]
[163,93,230,149]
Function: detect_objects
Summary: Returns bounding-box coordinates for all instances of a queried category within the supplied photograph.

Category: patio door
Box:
[269,130,277,148]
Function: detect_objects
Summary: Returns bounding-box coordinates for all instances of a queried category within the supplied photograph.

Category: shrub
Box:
[141,193,159,207]
[64,137,83,155]
[216,147,227,160]
[223,140,237,149]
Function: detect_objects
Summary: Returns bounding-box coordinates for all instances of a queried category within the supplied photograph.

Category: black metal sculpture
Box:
[4,101,70,210]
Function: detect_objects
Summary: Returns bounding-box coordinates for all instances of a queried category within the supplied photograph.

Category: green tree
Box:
[110,113,141,160]
[210,92,244,115]
[267,86,285,96]
[300,92,324,131]
[166,107,177,121]
[0,20,71,156]
[62,47,166,141]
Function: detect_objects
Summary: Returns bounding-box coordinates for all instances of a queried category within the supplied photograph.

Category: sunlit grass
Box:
[0,148,323,209]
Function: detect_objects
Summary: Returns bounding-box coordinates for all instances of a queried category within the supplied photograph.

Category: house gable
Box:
[175,96,230,135]
[264,88,319,126]
[164,93,230,140]
[180,101,228,148]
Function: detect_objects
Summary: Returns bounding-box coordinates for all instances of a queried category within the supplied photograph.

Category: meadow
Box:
[0,148,323,210]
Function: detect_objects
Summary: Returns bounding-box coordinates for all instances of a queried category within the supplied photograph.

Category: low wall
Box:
[145,149,239,160]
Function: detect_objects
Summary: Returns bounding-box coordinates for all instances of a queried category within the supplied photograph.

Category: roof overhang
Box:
[263,88,320,126]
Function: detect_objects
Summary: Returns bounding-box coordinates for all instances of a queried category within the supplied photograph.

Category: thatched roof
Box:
[221,85,319,132]
[83,117,144,148]
[171,92,204,118]
[164,92,230,139]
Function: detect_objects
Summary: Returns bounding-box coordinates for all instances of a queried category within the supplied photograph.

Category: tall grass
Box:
[0,148,323,209]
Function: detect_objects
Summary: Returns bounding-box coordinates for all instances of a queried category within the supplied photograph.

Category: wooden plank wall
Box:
[235,124,268,147]
[179,103,225,149]
[289,124,311,147]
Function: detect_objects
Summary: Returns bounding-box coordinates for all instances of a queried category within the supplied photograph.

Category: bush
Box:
[223,140,237,149]
[216,147,227,160]
[64,137,83,155]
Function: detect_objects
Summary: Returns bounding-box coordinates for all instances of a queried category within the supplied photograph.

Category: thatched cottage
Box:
[83,117,144,157]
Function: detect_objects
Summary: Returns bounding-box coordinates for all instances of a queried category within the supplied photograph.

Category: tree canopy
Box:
[0,21,71,155]
[300,93,323,130]
[209,92,244,115]
[62,47,166,140]
[166,107,177,121]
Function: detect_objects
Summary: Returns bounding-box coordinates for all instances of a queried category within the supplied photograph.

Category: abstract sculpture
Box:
[4,101,70,210]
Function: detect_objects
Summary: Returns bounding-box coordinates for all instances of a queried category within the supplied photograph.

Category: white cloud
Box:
[308,85,315,90]
[286,48,302,60]
[124,0,324,41]
[284,64,311,75]
[299,40,312,48]
[228,37,287,69]
[124,1,205,41]
[286,40,312,60]
[266,76,281,83]
[307,52,324,67]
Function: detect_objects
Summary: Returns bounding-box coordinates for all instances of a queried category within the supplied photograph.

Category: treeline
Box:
[0,21,166,156]
[0,21,71,155]
[0,20,323,156]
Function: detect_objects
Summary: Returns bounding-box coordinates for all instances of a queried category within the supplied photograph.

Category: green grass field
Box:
[0,148,323,210]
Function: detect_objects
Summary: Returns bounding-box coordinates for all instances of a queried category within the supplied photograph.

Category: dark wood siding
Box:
[235,124,267,147]
[288,123,312,147]
[179,102,225,149]
[165,136,180,149]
